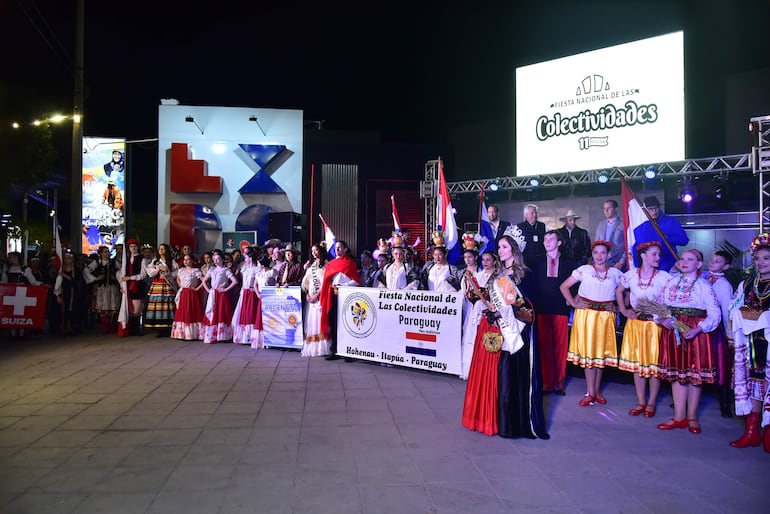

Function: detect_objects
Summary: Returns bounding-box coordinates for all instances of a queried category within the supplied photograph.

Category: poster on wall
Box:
[82,137,126,254]
[516,31,684,176]
[336,287,462,375]
[222,231,257,254]
[262,286,304,349]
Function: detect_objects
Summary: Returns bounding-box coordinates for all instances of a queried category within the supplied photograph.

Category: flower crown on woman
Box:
[750,233,770,257]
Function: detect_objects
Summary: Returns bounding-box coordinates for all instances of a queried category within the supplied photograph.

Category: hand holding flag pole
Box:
[619,174,679,267]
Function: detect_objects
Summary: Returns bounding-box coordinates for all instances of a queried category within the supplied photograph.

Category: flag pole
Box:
[619,174,680,262]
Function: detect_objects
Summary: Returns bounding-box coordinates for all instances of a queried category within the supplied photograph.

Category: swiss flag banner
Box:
[0,284,48,330]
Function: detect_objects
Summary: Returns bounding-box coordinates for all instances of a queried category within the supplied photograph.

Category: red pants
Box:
[538,313,569,391]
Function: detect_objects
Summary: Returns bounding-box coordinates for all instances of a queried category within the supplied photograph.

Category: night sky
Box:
[2,0,769,172]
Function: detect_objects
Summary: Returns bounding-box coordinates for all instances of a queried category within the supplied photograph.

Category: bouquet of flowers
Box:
[634,297,692,333]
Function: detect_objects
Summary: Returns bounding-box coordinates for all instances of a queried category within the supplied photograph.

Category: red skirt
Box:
[204,290,234,326]
[237,290,262,329]
[174,288,203,324]
[658,314,716,386]
[461,317,500,436]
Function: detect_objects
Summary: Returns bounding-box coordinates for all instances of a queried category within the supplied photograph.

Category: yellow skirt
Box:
[618,318,662,377]
[567,308,618,368]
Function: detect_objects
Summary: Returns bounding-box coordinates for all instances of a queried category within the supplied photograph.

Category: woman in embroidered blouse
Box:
[232,246,264,348]
[728,235,770,452]
[655,249,720,434]
[460,250,497,380]
[616,241,672,418]
[301,243,330,357]
[171,253,204,341]
[560,240,623,406]
[202,250,238,343]
[378,245,420,290]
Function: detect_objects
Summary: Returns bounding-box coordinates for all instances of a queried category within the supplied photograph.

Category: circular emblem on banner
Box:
[341,292,377,339]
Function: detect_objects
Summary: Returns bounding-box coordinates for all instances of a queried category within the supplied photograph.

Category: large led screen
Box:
[82,137,126,253]
[515,31,684,176]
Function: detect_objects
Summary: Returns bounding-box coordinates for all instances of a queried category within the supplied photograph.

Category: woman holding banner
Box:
[320,240,361,361]
[378,234,419,290]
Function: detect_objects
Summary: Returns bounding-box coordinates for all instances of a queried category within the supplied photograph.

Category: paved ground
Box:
[0,331,766,514]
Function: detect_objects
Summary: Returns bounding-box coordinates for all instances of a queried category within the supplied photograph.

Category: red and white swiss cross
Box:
[0,284,48,330]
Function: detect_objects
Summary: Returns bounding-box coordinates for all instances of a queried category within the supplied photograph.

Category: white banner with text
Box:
[336,287,462,376]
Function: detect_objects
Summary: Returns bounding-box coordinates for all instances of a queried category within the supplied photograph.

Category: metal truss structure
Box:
[442,154,752,195]
[751,115,770,232]
[421,115,770,249]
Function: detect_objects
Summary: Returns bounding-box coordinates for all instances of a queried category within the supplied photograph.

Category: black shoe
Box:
[325,355,341,361]
[344,357,353,363]
[553,389,566,396]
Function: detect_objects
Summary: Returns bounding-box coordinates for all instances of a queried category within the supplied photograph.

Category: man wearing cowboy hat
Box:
[556,209,592,266]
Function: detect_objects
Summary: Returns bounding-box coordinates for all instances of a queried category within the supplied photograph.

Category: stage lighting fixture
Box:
[529,177,540,187]
[679,183,698,203]
[597,171,609,184]
[644,166,657,180]
[185,115,204,135]
[249,115,266,136]
[489,179,500,192]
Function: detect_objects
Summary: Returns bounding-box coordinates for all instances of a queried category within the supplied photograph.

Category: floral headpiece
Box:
[636,241,661,252]
[591,240,612,251]
[431,231,446,248]
[391,232,406,249]
[377,238,391,253]
[461,232,481,252]
[750,233,770,257]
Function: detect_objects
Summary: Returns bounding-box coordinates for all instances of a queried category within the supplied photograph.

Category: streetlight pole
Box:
[70,0,84,252]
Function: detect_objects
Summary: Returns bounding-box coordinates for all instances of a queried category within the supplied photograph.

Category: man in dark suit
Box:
[487,204,511,244]
[556,209,591,266]
[595,199,626,270]
[517,204,546,269]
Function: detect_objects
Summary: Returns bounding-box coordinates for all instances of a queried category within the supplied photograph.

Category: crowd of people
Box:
[1,196,768,453]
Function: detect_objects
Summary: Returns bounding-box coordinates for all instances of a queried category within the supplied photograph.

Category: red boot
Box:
[764,424,770,453]
[729,411,761,448]
[100,316,112,335]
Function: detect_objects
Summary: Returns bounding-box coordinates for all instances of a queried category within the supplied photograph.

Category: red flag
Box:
[390,195,401,233]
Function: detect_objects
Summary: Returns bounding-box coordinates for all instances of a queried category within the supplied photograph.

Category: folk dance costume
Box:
[618,268,671,376]
[656,275,720,385]
[378,262,420,290]
[232,265,264,348]
[421,261,461,292]
[461,275,548,439]
[84,256,121,334]
[301,262,329,357]
[203,266,236,343]
[171,267,204,341]
[567,265,623,368]
[144,257,178,332]
[460,268,494,380]
[532,252,575,393]
[704,271,735,385]
[319,255,361,356]
[730,276,770,431]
